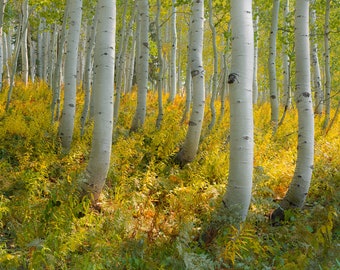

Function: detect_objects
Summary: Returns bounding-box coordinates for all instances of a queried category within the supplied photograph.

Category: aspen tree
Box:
[130,0,149,132]
[6,6,28,110]
[221,0,254,223]
[268,0,280,130]
[271,0,314,223]
[21,0,28,85]
[0,0,7,92]
[51,4,68,123]
[278,0,291,126]
[79,0,116,203]
[253,8,259,105]
[58,0,82,153]
[310,9,323,114]
[175,0,205,166]
[323,0,331,128]
[81,14,98,135]
[208,0,218,130]
[181,41,192,124]
[201,0,254,244]
[168,0,177,102]
[155,0,164,129]
[114,3,135,127]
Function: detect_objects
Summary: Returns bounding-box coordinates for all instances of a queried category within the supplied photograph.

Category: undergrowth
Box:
[0,81,339,269]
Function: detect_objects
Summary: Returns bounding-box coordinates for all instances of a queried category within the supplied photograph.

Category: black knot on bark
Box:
[228,73,239,84]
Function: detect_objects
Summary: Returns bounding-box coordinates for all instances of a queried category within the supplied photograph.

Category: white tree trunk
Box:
[310,9,323,115]
[42,28,50,81]
[51,5,69,123]
[81,14,98,135]
[114,2,134,127]
[168,0,177,102]
[155,0,164,129]
[37,20,44,78]
[220,52,228,119]
[323,0,331,128]
[2,32,9,85]
[130,0,149,132]
[6,11,28,110]
[125,26,136,93]
[277,0,314,213]
[28,29,36,82]
[208,0,218,130]
[21,0,29,84]
[79,0,116,203]
[59,0,82,153]
[222,0,254,222]
[282,0,291,109]
[268,0,280,129]
[181,43,192,124]
[175,0,205,166]
[46,23,58,87]
[0,0,7,91]
[252,9,259,105]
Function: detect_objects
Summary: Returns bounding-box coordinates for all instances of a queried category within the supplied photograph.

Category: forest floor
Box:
[0,81,339,269]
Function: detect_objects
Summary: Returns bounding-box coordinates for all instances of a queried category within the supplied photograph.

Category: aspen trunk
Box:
[221,0,254,223]
[323,0,331,128]
[58,0,82,153]
[268,0,280,129]
[79,0,116,203]
[175,0,205,166]
[130,0,149,132]
[168,0,177,102]
[271,0,314,223]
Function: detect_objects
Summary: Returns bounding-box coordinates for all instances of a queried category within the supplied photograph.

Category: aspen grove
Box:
[0,0,339,269]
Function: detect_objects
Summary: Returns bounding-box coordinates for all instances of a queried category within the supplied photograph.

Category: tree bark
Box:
[0,0,7,92]
[208,0,218,130]
[175,0,205,166]
[201,0,254,244]
[155,0,164,129]
[168,0,177,103]
[79,0,116,203]
[253,8,259,105]
[58,0,83,153]
[310,9,323,115]
[51,5,69,123]
[21,0,29,85]
[323,0,331,128]
[81,14,98,135]
[268,0,280,130]
[221,0,254,223]
[271,0,314,223]
[130,0,149,132]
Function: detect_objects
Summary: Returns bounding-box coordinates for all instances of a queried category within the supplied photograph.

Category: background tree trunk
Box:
[81,14,98,135]
[323,0,331,128]
[168,0,177,103]
[175,0,205,166]
[268,0,280,130]
[130,0,149,132]
[0,0,7,92]
[155,0,164,129]
[208,0,218,130]
[58,0,83,153]
[253,8,259,105]
[310,9,323,115]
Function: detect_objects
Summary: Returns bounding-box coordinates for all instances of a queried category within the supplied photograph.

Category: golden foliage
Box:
[0,81,339,269]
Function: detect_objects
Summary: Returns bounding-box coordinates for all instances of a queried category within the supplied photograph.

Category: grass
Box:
[0,81,339,269]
